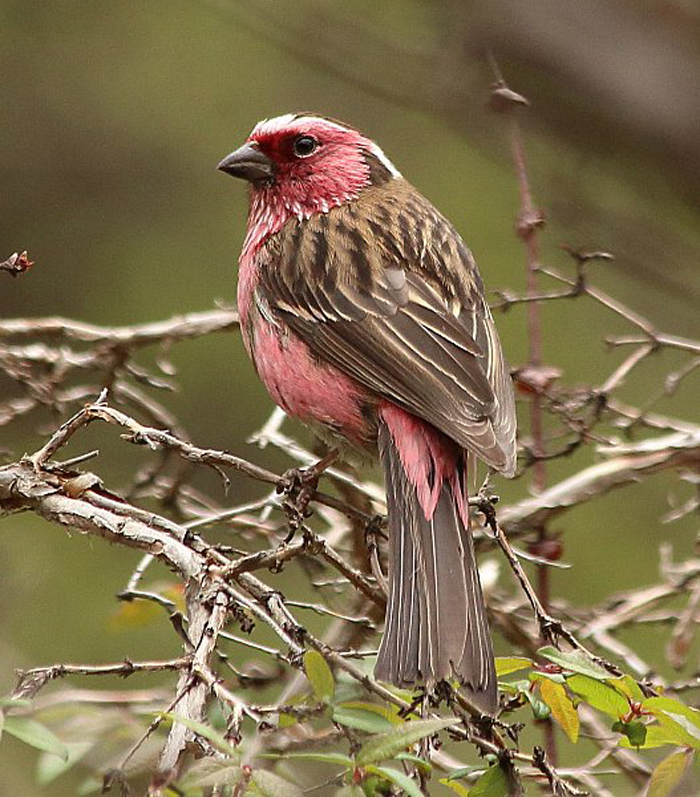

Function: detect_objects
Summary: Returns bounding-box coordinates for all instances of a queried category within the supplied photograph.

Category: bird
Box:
[217,113,516,713]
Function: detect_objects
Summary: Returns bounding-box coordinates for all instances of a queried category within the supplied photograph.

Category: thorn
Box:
[516,208,545,238]
[489,82,530,113]
[559,243,614,264]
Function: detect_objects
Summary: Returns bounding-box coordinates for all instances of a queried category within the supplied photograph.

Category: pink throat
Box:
[241,178,362,262]
[234,120,379,444]
[240,138,374,262]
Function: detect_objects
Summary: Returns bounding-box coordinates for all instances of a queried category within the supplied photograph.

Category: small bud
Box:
[528,538,564,561]
[0,250,34,277]
[516,208,546,238]
[513,364,563,395]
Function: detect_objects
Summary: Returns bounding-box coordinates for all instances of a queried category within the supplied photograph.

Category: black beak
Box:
[216,142,275,183]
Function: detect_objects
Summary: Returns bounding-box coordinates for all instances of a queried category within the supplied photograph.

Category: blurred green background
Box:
[2,1,700,793]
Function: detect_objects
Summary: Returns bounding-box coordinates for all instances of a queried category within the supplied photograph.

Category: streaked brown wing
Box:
[257,182,516,473]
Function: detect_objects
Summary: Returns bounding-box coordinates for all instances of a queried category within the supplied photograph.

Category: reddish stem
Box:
[504,89,556,767]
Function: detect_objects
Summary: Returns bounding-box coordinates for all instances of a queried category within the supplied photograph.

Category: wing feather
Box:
[257,180,517,473]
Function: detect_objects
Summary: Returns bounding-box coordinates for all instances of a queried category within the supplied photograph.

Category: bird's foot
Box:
[277,449,339,540]
[364,514,388,548]
[398,689,427,719]
[472,490,500,534]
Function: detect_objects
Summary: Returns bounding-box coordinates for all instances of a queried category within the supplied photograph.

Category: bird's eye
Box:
[293,135,318,157]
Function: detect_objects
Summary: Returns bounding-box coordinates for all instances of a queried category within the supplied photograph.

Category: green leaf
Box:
[383,685,421,704]
[647,750,693,797]
[469,763,509,796]
[610,675,644,702]
[303,651,335,703]
[3,717,69,760]
[334,787,365,797]
[36,741,92,785]
[539,679,579,743]
[567,674,629,718]
[179,759,243,788]
[612,720,647,748]
[530,671,566,685]
[444,765,485,781]
[396,751,433,773]
[159,712,235,755]
[643,697,700,729]
[520,687,551,720]
[365,765,423,797]
[332,707,394,734]
[538,647,609,680]
[274,752,353,767]
[356,717,456,766]
[618,724,681,749]
[251,769,304,796]
[338,700,402,725]
[494,657,533,677]
[643,698,700,750]
[439,779,472,796]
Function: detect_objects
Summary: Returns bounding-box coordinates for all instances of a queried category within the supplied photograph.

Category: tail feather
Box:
[375,415,497,713]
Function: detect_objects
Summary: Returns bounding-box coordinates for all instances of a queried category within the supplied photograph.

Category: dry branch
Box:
[0,308,239,345]
[498,429,700,534]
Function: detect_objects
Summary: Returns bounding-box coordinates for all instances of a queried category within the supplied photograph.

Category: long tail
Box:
[374,404,497,714]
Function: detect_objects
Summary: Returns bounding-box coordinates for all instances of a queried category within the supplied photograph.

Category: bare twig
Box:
[497,429,700,534]
[488,54,557,762]
[14,658,186,701]
[0,307,239,345]
[154,587,230,786]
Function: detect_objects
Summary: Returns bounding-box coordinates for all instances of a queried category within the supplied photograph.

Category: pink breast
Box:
[246,312,371,446]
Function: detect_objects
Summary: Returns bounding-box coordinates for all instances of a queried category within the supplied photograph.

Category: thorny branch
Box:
[0,307,239,346]
[1,358,699,793]
[488,53,556,763]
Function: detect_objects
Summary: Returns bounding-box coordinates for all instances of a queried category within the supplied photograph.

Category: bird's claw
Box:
[277,449,339,540]
[278,466,317,538]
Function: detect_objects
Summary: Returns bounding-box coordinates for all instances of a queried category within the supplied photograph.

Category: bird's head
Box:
[217,113,401,223]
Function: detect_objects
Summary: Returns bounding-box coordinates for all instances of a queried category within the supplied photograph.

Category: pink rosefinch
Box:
[218,114,516,713]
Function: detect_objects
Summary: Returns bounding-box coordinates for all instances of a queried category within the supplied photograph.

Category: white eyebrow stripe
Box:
[252,113,298,136]
[251,114,402,178]
[367,141,402,178]
[291,115,348,132]
[253,114,349,137]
